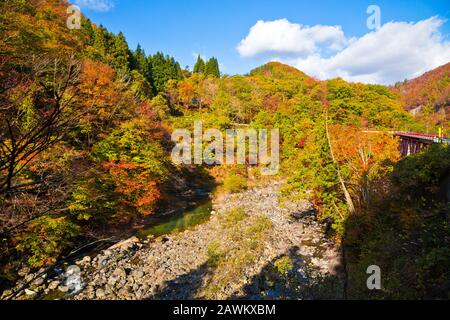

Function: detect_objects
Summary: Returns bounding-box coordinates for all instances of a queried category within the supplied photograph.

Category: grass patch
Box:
[202,209,273,298]
[219,208,248,229]
[206,241,222,267]
[223,173,248,193]
[274,256,294,278]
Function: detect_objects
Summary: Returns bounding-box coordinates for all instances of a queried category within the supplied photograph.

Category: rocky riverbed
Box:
[2,181,345,300]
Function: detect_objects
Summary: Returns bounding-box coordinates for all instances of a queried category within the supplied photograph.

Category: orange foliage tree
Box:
[102,162,161,217]
[329,125,401,209]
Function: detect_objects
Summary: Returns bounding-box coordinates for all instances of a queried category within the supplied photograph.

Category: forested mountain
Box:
[394,62,450,110]
[393,62,450,131]
[0,0,198,269]
[0,0,448,300]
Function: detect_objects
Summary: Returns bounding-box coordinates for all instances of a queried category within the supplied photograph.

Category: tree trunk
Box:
[325,113,355,213]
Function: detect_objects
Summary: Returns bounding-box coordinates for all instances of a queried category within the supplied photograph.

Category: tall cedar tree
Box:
[193,55,205,73]
[205,57,220,77]
[112,32,131,72]
[149,52,183,94]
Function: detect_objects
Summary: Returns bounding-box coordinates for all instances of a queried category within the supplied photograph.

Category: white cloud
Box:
[73,0,114,12]
[238,17,450,84]
[237,19,347,58]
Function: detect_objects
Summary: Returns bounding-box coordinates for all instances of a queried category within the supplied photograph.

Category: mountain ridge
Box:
[393,62,450,111]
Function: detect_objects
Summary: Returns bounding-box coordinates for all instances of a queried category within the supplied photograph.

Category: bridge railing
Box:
[362,130,449,145]
[394,132,449,143]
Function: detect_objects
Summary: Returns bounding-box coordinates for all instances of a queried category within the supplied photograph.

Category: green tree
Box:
[193,55,205,73]
[112,32,131,72]
[79,17,94,46]
[132,44,152,81]
[150,52,183,93]
[205,57,220,77]
[92,25,109,56]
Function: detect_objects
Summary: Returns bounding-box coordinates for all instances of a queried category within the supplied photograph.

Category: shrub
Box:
[15,217,80,268]
[202,213,273,298]
[223,173,247,193]
[206,241,222,267]
[220,208,248,229]
[248,216,273,235]
[274,256,294,278]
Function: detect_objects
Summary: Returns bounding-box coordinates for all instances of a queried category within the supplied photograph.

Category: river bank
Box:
[2,181,344,300]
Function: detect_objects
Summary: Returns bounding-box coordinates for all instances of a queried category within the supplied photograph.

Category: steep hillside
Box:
[393,63,450,132]
[1,0,449,300]
[0,0,202,277]
[394,62,450,111]
[0,0,83,56]
[250,61,316,83]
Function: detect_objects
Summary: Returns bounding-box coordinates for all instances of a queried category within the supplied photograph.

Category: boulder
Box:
[25,289,37,297]
[58,285,69,293]
[109,237,140,251]
[48,281,60,291]
[95,288,105,299]
[18,267,30,277]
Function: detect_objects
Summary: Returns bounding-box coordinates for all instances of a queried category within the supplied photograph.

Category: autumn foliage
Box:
[102,161,161,217]
[0,0,448,300]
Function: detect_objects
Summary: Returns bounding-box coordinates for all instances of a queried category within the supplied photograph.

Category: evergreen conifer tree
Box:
[205,57,220,77]
[112,32,131,72]
[193,55,205,73]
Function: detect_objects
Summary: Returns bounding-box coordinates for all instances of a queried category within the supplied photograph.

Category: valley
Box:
[0,0,449,300]
[5,181,344,300]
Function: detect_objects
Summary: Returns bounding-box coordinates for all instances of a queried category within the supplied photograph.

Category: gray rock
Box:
[109,237,140,251]
[18,267,30,277]
[58,285,69,293]
[107,276,118,287]
[1,289,12,299]
[96,288,105,299]
[25,289,37,297]
[24,274,35,283]
[48,281,59,291]
[33,277,44,286]
[113,267,126,278]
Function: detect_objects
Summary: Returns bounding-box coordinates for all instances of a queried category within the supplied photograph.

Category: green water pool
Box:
[136,199,213,239]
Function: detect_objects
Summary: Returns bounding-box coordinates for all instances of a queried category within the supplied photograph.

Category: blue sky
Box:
[72,0,450,84]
